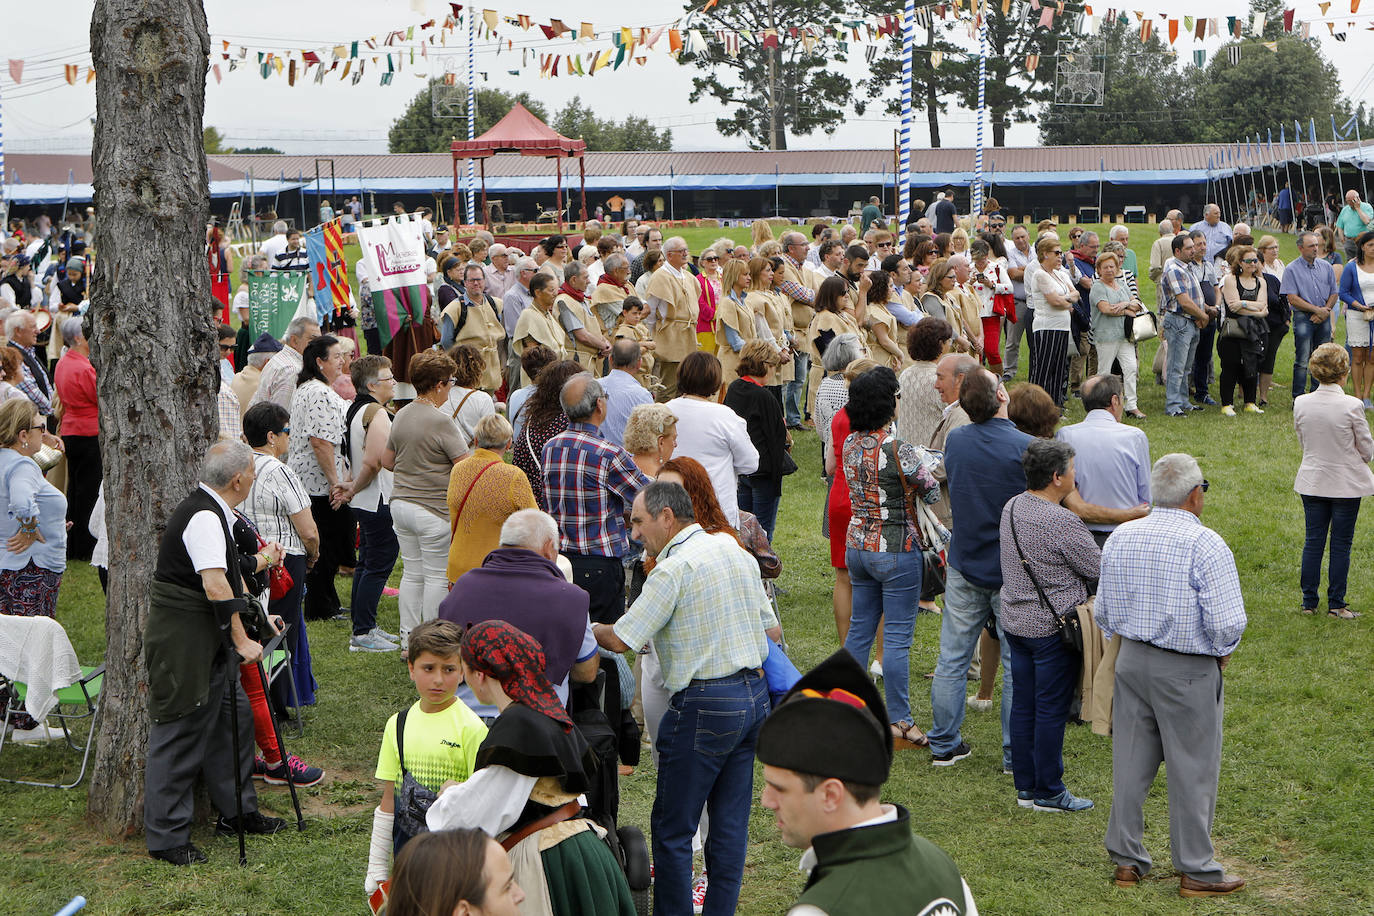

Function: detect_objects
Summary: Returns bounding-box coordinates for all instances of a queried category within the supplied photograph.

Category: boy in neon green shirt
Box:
[364,619,488,899]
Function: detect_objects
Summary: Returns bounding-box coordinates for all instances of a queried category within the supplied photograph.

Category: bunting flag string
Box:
[1,0,1366,92]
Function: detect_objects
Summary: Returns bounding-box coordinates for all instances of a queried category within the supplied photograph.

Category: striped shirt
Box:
[242,452,311,555]
[613,524,777,693]
[1095,508,1247,657]
[541,421,649,558]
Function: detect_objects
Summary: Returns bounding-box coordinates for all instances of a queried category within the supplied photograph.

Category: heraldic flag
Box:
[356,215,430,349]
[306,219,352,330]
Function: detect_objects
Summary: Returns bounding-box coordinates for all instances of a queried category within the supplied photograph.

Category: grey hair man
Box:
[1056,374,1151,546]
[540,371,650,624]
[502,255,540,393]
[1148,219,1179,311]
[145,438,286,864]
[1189,204,1232,260]
[440,505,601,718]
[555,261,612,366]
[483,242,518,300]
[5,309,52,415]
[248,316,321,410]
[927,353,978,528]
[1096,453,1247,898]
[642,236,697,399]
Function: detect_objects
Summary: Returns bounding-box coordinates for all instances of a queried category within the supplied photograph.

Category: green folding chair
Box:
[0,657,105,789]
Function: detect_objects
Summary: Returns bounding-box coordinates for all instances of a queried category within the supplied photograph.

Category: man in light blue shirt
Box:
[1096,452,1247,898]
[1057,375,1150,544]
[599,339,653,448]
[1188,204,1232,260]
[1281,231,1340,397]
[501,256,537,392]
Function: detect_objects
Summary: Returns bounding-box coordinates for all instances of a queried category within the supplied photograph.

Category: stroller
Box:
[569,657,652,916]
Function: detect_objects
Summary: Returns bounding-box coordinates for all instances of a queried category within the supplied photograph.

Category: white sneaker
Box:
[370,626,400,643]
[869,659,884,679]
[691,872,708,914]
[967,696,994,711]
[10,723,60,744]
[350,631,400,653]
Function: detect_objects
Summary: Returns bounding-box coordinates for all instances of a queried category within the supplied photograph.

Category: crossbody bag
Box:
[1007,495,1084,654]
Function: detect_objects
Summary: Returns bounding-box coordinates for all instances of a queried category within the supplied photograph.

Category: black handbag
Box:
[897,454,947,600]
[1008,496,1084,654]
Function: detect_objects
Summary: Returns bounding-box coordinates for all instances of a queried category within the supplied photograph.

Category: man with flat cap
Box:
[757,650,979,916]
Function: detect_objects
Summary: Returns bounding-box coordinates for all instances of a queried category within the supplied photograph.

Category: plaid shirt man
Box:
[541,420,649,558]
[776,253,815,305]
[1160,257,1202,315]
[613,523,777,692]
[1095,508,1246,656]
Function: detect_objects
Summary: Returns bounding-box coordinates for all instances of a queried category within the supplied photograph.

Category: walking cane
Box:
[218,605,250,867]
[254,627,305,831]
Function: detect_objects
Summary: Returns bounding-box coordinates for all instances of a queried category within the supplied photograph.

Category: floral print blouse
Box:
[843,428,941,553]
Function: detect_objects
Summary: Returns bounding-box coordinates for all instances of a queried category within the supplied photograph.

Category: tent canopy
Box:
[449,103,586,159]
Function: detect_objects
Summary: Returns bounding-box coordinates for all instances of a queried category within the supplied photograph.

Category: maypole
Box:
[466,8,476,226]
[0,81,7,229]
[898,0,914,226]
[973,0,987,218]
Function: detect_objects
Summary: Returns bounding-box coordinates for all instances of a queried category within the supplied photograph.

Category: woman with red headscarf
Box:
[426,620,636,916]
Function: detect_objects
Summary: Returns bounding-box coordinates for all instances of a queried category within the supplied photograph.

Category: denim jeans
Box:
[783,350,810,426]
[1005,632,1078,800]
[1190,320,1217,398]
[737,475,782,542]
[928,566,1013,765]
[652,670,768,916]
[1300,494,1361,610]
[1163,312,1200,414]
[844,548,921,725]
[351,503,400,636]
[1291,315,1333,397]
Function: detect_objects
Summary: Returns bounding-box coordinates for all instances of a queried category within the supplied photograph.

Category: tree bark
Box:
[87,0,217,837]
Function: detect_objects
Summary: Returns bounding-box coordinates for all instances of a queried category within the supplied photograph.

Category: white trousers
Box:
[1094,337,1140,410]
[390,499,451,648]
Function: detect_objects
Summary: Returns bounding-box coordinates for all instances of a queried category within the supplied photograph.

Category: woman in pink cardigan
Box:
[1293,342,1374,618]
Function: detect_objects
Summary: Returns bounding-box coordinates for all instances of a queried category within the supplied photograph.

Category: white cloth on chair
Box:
[0,615,82,722]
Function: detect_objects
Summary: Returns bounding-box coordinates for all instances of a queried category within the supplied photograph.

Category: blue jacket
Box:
[1339,260,1369,312]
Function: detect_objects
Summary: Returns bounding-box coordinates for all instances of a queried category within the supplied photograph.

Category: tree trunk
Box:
[993,109,1007,147]
[87,0,217,837]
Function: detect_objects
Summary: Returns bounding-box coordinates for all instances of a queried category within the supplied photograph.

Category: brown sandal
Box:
[1328,607,1362,620]
[1300,608,1318,615]
[891,721,929,749]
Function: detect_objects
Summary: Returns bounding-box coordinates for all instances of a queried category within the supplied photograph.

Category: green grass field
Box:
[5,225,1372,914]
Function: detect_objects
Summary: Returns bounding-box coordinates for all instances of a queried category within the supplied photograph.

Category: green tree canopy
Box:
[389,82,548,153]
[389,82,668,152]
[681,0,872,149]
[1038,20,1196,145]
[202,126,229,153]
[549,96,671,151]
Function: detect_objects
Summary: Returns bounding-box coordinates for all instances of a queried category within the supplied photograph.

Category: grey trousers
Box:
[145,654,258,851]
[1105,639,1226,882]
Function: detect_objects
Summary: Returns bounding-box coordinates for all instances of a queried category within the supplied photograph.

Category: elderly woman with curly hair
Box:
[897,317,953,445]
[512,360,586,509]
[386,349,470,649]
[622,402,678,478]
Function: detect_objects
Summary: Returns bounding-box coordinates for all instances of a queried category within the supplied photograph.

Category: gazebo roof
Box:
[450,104,586,160]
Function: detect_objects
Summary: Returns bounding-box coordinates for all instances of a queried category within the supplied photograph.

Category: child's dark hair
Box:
[407,619,464,662]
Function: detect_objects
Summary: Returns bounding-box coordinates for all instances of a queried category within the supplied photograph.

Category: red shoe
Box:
[691,872,708,914]
[382,586,400,597]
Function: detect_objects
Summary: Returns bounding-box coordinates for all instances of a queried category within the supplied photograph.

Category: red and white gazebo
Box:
[449,103,587,230]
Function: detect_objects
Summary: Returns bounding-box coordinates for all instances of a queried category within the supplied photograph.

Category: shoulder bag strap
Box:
[1008,495,1056,615]
[525,423,541,477]
[892,437,929,550]
[395,707,409,776]
[451,460,502,540]
[450,389,477,420]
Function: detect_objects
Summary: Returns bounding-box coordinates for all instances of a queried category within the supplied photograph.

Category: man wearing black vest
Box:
[757,651,978,916]
[144,440,286,865]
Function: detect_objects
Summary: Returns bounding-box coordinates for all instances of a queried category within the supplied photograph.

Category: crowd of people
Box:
[10,188,1374,912]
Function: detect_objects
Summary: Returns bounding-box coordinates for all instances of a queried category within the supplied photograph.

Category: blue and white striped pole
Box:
[898,1,914,226]
[0,80,6,217]
[466,9,476,225]
[973,0,987,218]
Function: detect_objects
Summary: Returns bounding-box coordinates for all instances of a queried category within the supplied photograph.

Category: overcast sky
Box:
[3,0,1372,157]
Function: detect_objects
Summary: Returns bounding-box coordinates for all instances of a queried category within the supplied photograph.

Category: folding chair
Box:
[261,624,302,737]
[0,615,105,789]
